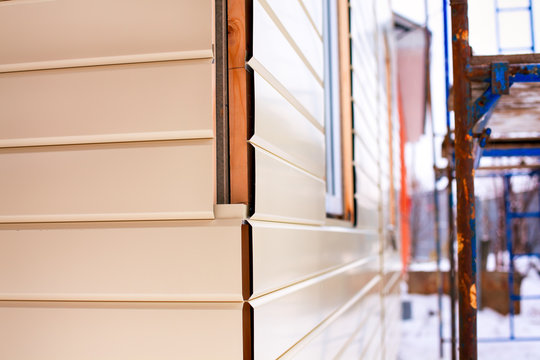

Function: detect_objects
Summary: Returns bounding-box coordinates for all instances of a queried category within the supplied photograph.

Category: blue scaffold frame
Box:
[501,172,540,342]
[437,0,540,358]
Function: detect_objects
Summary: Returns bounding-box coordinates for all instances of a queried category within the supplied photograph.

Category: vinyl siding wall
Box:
[246,0,400,359]
[0,0,401,358]
[0,1,245,359]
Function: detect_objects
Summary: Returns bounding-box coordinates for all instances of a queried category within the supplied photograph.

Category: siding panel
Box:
[292,277,381,359]
[250,221,379,297]
[0,220,242,301]
[0,302,243,360]
[0,0,212,71]
[251,258,379,360]
[251,73,325,178]
[251,147,325,225]
[263,0,323,79]
[0,140,214,222]
[0,60,213,147]
[299,0,323,36]
[252,0,324,126]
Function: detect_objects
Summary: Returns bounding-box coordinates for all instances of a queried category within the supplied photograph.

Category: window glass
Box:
[324,0,344,216]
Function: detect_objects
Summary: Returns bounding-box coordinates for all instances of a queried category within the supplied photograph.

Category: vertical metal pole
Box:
[443,0,457,358]
[450,1,478,359]
[503,175,516,339]
[424,0,443,357]
[434,143,444,360]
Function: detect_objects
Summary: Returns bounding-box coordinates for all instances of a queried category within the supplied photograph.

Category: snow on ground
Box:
[399,270,540,359]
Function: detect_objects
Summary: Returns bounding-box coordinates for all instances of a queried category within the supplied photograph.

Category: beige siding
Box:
[299,0,323,37]
[0,0,213,71]
[251,72,325,178]
[251,147,326,225]
[0,219,243,301]
[250,258,379,360]
[247,0,399,358]
[291,277,382,359]
[250,220,378,298]
[1,0,401,358]
[0,1,244,359]
[259,0,323,80]
[0,60,213,147]
[252,0,324,126]
[0,302,243,360]
[0,140,214,222]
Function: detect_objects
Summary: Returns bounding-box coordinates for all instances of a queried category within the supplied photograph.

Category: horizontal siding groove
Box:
[0,301,242,307]
[350,28,376,64]
[0,294,243,303]
[352,74,377,115]
[0,130,214,149]
[384,302,401,331]
[297,0,322,40]
[251,146,325,225]
[354,159,381,186]
[351,81,377,118]
[352,94,378,132]
[332,304,377,359]
[383,272,402,295]
[248,137,324,181]
[354,194,379,209]
[351,53,377,86]
[0,211,215,225]
[359,323,382,360]
[251,255,378,300]
[353,131,380,162]
[355,167,380,191]
[258,0,322,85]
[352,101,378,140]
[0,138,212,152]
[248,57,324,133]
[351,57,376,88]
[249,221,379,299]
[253,72,325,177]
[350,35,377,72]
[355,153,380,172]
[351,58,376,90]
[249,213,323,227]
[248,255,378,305]
[0,49,213,74]
[277,275,382,359]
[249,218,378,235]
[0,218,240,230]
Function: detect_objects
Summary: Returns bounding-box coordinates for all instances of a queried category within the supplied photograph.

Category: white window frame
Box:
[324,0,344,216]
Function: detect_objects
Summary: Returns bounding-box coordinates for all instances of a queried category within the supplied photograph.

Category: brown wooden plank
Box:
[228,0,252,205]
[228,67,250,204]
[338,0,355,222]
[471,53,540,66]
[385,34,396,227]
[228,0,247,69]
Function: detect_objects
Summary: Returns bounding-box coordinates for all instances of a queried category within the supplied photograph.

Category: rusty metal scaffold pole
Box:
[450,0,478,359]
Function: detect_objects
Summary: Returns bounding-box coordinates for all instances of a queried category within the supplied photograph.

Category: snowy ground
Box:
[399,267,540,359]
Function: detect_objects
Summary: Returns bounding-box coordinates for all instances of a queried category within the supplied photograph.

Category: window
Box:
[324,0,343,216]
[323,0,354,220]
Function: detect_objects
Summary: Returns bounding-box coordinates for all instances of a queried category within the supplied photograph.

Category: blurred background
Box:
[393,0,540,358]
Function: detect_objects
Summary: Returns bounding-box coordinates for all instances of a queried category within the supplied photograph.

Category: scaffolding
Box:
[435,0,540,359]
